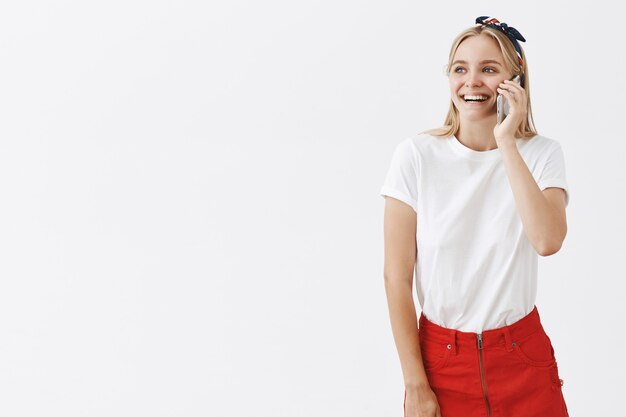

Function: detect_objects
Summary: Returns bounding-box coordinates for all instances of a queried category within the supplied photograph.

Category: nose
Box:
[465,74,483,88]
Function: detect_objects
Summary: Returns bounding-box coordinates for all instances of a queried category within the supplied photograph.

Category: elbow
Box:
[538,243,560,257]
[537,237,565,257]
[537,225,567,257]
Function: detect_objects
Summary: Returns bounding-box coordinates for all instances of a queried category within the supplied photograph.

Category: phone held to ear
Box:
[496,75,521,125]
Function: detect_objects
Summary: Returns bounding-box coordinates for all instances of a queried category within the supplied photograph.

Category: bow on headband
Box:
[475,16,526,66]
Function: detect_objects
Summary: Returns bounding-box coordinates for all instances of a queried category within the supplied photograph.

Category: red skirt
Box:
[404,305,570,417]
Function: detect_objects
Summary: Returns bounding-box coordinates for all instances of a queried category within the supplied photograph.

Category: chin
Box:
[455,103,496,117]
[460,111,496,121]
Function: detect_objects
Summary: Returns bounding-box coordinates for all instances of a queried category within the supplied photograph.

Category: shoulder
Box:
[518,134,567,161]
[521,134,564,152]
[395,132,448,154]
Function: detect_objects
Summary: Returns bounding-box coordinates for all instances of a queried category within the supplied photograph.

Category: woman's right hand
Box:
[404,385,442,417]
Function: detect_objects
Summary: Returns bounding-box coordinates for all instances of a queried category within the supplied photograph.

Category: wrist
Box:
[497,137,517,149]
[405,381,432,391]
[496,134,516,142]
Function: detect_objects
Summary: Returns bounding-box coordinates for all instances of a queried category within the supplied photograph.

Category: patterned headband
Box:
[475,16,526,66]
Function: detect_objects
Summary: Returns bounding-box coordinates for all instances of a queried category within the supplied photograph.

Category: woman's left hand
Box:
[493,79,528,146]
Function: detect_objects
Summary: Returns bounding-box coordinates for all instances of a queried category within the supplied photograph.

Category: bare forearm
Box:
[384,278,429,389]
[499,141,566,253]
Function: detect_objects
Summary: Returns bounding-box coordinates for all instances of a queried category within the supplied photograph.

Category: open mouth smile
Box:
[461,94,491,104]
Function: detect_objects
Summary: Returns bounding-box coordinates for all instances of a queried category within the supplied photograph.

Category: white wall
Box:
[0,1,623,416]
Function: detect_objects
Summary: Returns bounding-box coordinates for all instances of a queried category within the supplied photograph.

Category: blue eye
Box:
[453,67,496,73]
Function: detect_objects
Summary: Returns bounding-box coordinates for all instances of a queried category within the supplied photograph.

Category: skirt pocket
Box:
[511,328,557,368]
[419,331,453,372]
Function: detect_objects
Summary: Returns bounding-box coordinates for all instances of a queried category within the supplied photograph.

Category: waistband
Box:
[418,305,544,353]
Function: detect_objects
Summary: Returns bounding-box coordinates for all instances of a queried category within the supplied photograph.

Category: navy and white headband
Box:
[475,16,526,66]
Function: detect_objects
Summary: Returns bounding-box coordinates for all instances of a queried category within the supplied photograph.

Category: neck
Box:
[456,116,498,151]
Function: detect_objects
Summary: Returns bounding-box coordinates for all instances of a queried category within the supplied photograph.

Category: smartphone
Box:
[497,75,521,124]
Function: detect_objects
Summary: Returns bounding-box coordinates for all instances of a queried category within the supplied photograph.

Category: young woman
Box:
[380,17,570,417]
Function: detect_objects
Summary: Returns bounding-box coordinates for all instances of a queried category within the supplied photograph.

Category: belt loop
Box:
[449,330,458,355]
[502,326,514,352]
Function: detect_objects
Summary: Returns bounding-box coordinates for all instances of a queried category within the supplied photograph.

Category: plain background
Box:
[0,1,624,416]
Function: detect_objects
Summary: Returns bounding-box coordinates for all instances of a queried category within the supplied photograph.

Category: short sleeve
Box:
[537,142,570,207]
[379,138,419,212]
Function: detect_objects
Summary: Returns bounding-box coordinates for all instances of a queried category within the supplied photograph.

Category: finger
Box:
[504,79,524,91]
[498,84,514,98]
[499,81,520,95]
[503,80,525,99]
[503,83,528,106]
[500,83,522,94]
[497,88,517,101]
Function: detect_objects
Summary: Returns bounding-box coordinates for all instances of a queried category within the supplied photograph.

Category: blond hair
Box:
[420,25,538,139]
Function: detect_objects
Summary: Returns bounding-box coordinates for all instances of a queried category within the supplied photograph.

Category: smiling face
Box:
[449,34,513,121]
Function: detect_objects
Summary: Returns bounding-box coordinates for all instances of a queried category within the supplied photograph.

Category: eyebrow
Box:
[451,59,502,66]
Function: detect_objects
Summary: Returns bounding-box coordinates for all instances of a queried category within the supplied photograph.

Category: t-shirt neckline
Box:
[448,134,502,161]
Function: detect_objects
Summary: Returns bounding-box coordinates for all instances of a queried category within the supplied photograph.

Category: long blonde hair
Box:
[420,25,538,139]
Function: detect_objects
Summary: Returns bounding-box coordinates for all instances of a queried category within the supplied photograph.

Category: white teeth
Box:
[464,95,488,101]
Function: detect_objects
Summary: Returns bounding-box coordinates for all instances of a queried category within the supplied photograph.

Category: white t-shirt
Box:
[380,133,570,333]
